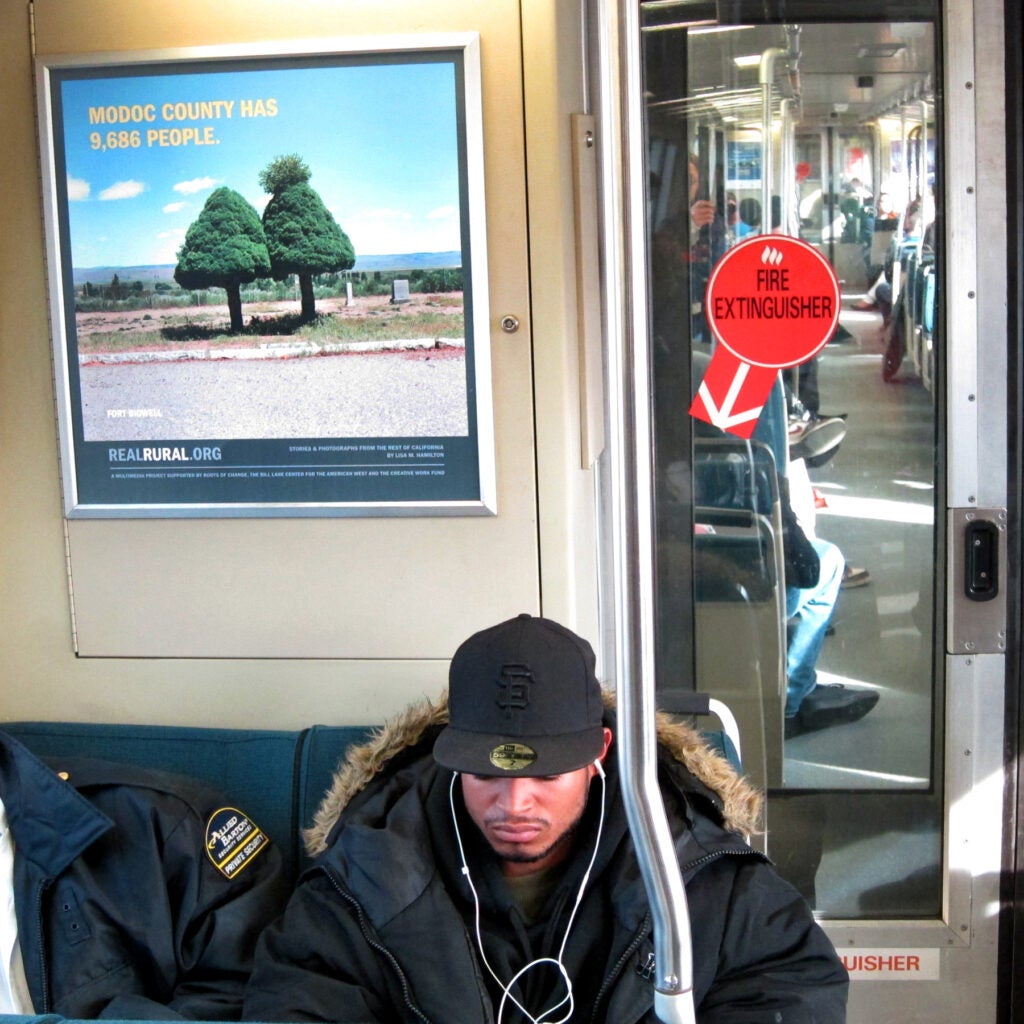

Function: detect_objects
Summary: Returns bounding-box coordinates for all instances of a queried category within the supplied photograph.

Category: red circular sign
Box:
[705,235,841,368]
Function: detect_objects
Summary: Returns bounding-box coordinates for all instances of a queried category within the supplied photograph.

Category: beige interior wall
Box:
[0,0,599,728]
[523,0,602,653]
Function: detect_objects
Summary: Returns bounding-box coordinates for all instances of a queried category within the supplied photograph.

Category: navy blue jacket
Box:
[0,731,288,1019]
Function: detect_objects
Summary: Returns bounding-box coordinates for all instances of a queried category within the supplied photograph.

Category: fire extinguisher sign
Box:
[690,235,841,438]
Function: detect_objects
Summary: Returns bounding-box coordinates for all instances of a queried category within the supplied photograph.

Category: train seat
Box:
[2,720,373,879]
[4,713,748,883]
[692,437,787,789]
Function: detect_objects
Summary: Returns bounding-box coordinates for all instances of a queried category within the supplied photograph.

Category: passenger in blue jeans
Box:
[691,353,879,738]
[753,376,879,738]
[783,535,877,738]
[786,538,845,715]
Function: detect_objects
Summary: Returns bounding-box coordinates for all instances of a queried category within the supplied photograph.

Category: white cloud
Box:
[174,176,219,195]
[427,205,458,221]
[67,176,90,201]
[99,180,146,201]
[163,201,188,214]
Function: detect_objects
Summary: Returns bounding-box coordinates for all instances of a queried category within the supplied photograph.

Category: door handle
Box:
[964,519,999,601]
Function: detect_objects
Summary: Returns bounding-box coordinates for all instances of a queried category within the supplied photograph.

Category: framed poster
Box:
[725,139,762,190]
[36,34,495,517]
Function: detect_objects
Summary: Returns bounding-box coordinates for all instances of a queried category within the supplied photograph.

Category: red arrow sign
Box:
[689,236,841,437]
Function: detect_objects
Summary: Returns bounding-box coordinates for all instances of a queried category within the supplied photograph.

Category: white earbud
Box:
[448,765,607,1024]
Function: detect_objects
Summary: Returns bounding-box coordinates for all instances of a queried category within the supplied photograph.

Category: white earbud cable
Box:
[448,763,607,1024]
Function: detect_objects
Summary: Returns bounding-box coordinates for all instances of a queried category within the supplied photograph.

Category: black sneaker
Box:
[790,417,847,464]
[790,684,879,735]
[841,565,871,589]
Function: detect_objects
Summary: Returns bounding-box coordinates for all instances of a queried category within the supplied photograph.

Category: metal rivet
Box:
[500,315,520,334]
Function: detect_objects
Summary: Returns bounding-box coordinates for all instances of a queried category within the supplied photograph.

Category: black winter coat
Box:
[0,731,289,1019]
[244,701,848,1023]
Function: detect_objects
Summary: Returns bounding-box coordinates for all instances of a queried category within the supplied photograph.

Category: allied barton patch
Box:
[205,807,269,878]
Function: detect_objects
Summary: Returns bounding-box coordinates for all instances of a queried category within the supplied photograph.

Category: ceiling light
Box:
[856,43,907,59]
[641,20,717,32]
[690,25,754,36]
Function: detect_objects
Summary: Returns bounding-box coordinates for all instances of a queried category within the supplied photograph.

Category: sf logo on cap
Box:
[489,742,538,771]
[496,664,531,716]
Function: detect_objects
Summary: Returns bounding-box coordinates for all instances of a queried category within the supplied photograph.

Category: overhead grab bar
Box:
[780,26,802,236]
[759,45,786,235]
[591,1,695,1022]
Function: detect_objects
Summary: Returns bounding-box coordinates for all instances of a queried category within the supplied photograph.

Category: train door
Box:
[590,0,1009,1019]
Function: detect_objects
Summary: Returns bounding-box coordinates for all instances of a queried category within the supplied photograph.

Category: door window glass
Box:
[642,1,942,916]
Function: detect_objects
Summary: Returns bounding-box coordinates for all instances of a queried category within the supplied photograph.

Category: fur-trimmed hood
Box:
[305,692,762,856]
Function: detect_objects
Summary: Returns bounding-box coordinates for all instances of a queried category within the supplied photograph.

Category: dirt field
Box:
[75,292,465,352]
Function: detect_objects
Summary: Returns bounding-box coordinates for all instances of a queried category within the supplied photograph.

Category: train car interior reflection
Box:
[641,11,945,916]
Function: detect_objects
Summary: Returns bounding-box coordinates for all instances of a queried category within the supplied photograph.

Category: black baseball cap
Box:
[433,613,606,777]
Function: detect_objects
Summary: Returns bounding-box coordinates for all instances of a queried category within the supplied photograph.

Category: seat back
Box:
[692,509,784,790]
[3,721,380,879]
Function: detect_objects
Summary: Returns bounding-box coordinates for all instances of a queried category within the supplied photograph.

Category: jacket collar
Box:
[0,732,114,876]
[305,693,762,858]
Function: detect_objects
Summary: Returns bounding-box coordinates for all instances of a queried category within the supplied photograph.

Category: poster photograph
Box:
[36,35,495,517]
[726,139,762,190]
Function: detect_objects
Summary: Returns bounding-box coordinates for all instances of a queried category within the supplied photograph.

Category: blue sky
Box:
[57,57,464,268]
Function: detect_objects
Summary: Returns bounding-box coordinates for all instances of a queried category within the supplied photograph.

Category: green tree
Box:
[258,153,311,196]
[259,154,355,321]
[174,187,271,332]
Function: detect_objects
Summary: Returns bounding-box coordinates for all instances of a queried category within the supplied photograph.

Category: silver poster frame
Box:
[36,33,495,518]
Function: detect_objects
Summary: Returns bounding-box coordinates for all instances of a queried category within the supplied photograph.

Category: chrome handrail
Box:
[591,0,695,1020]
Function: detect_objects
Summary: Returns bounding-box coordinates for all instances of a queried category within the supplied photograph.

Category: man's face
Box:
[460,728,612,878]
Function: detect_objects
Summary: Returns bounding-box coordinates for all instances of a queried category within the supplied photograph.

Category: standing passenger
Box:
[245,613,848,1023]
